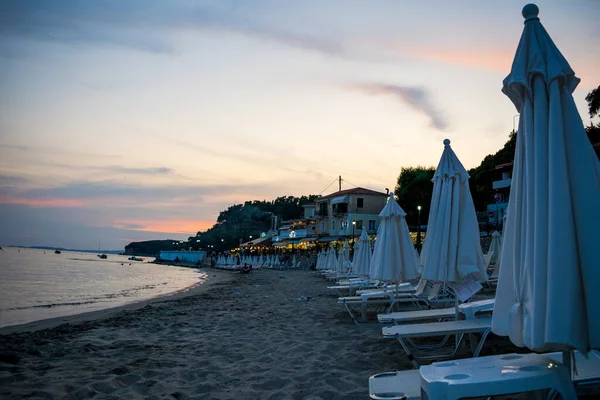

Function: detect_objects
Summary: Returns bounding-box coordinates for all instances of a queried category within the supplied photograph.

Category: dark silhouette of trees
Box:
[191,194,319,251]
[394,167,435,227]
[585,85,600,159]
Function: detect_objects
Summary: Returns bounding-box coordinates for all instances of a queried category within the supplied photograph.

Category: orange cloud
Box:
[370,38,514,73]
[113,219,215,235]
[0,196,87,208]
[411,47,513,74]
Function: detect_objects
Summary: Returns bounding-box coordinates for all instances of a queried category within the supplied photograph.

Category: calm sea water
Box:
[0,247,205,328]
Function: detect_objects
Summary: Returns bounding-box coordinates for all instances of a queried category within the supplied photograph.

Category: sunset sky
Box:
[1,0,599,250]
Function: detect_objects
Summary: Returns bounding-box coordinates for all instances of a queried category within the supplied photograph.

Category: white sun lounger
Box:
[382,317,493,368]
[327,279,382,296]
[337,282,440,324]
[369,350,600,400]
[377,298,495,324]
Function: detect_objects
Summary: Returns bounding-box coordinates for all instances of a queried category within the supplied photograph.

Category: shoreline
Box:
[0,268,231,336]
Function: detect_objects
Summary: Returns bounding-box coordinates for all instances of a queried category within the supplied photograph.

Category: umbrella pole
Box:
[562,350,572,379]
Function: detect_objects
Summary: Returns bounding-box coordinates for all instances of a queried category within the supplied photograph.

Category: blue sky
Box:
[1,0,598,250]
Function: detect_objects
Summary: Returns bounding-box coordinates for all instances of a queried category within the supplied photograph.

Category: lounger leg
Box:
[344,302,360,325]
[472,328,492,357]
[396,336,421,369]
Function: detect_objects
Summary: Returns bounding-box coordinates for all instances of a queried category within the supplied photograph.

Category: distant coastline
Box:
[4,246,123,255]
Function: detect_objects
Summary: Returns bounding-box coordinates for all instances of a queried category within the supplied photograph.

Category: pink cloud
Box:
[113,219,215,235]
[0,196,87,208]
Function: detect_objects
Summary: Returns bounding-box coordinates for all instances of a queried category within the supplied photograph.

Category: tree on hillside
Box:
[586,86,599,119]
[394,167,436,227]
[468,131,517,212]
[585,85,600,159]
[190,194,319,252]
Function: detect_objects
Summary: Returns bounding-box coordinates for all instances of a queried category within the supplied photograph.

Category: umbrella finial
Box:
[443,138,451,147]
[522,4,539,22]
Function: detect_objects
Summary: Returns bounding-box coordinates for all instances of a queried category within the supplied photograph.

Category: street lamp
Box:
[417,205,422,251]
[351,220,356,258]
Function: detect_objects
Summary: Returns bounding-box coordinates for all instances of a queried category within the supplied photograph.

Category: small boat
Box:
[128,256,144,261]
[97,254,108,259]
[54,250,61,254]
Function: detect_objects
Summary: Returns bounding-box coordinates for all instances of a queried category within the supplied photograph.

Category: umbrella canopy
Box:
[492,4,600,354]
[370,193,419,282]
[343,241,350,262]
[486,231,502,277]
[352,228,372,276]
[420,139,487,284]
[336,247,346,273]
[325,246,337,271]
[316,250,323,270]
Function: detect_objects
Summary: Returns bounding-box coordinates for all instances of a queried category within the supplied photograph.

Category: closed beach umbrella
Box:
[486,231,502,277]
[319,250,327,270]
[325,246,337,271]
[492,4,600,356]
[336,247,346,273]
[352,227,372,276]
[343,241,350,262]
[316,250,325,270]
[420,139,487,284]
[370,193,419,282]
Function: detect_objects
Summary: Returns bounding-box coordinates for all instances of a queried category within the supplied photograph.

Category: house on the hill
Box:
[315,187,388,243]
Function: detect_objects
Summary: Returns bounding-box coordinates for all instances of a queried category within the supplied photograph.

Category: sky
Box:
[1,0,599,250]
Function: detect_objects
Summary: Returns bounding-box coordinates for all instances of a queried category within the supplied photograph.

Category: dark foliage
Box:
[191,195,319,252]
[394,167,436,227]
[124,240,180,256]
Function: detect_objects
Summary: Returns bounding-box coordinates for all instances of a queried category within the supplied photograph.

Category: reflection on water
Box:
[0,247,204,327]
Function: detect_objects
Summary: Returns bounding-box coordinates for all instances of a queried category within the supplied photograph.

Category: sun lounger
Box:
[377,298,494,324]
[382,317,493,368]
[327,278,375,296]
[368,350,600,400]
[338,283,454,325]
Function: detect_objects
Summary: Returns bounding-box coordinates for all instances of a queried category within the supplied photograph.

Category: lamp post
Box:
[290,230,296,256]
[221,238,224,252]
[351,220,356,258]
[417,205,422,251]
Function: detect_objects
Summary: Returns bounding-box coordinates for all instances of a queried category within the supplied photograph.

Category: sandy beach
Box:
[1,267,594,399]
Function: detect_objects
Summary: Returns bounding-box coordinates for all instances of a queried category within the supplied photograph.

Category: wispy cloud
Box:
[343,83,448,131]
[0,0,346,58]
[0,144,120,159]
[100,166,172,175]
[0,196,86,208]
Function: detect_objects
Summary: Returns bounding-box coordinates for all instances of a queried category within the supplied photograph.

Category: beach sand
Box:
[0,268,594,399]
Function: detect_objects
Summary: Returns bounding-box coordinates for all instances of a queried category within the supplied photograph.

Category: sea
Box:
[0,247,205,328]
